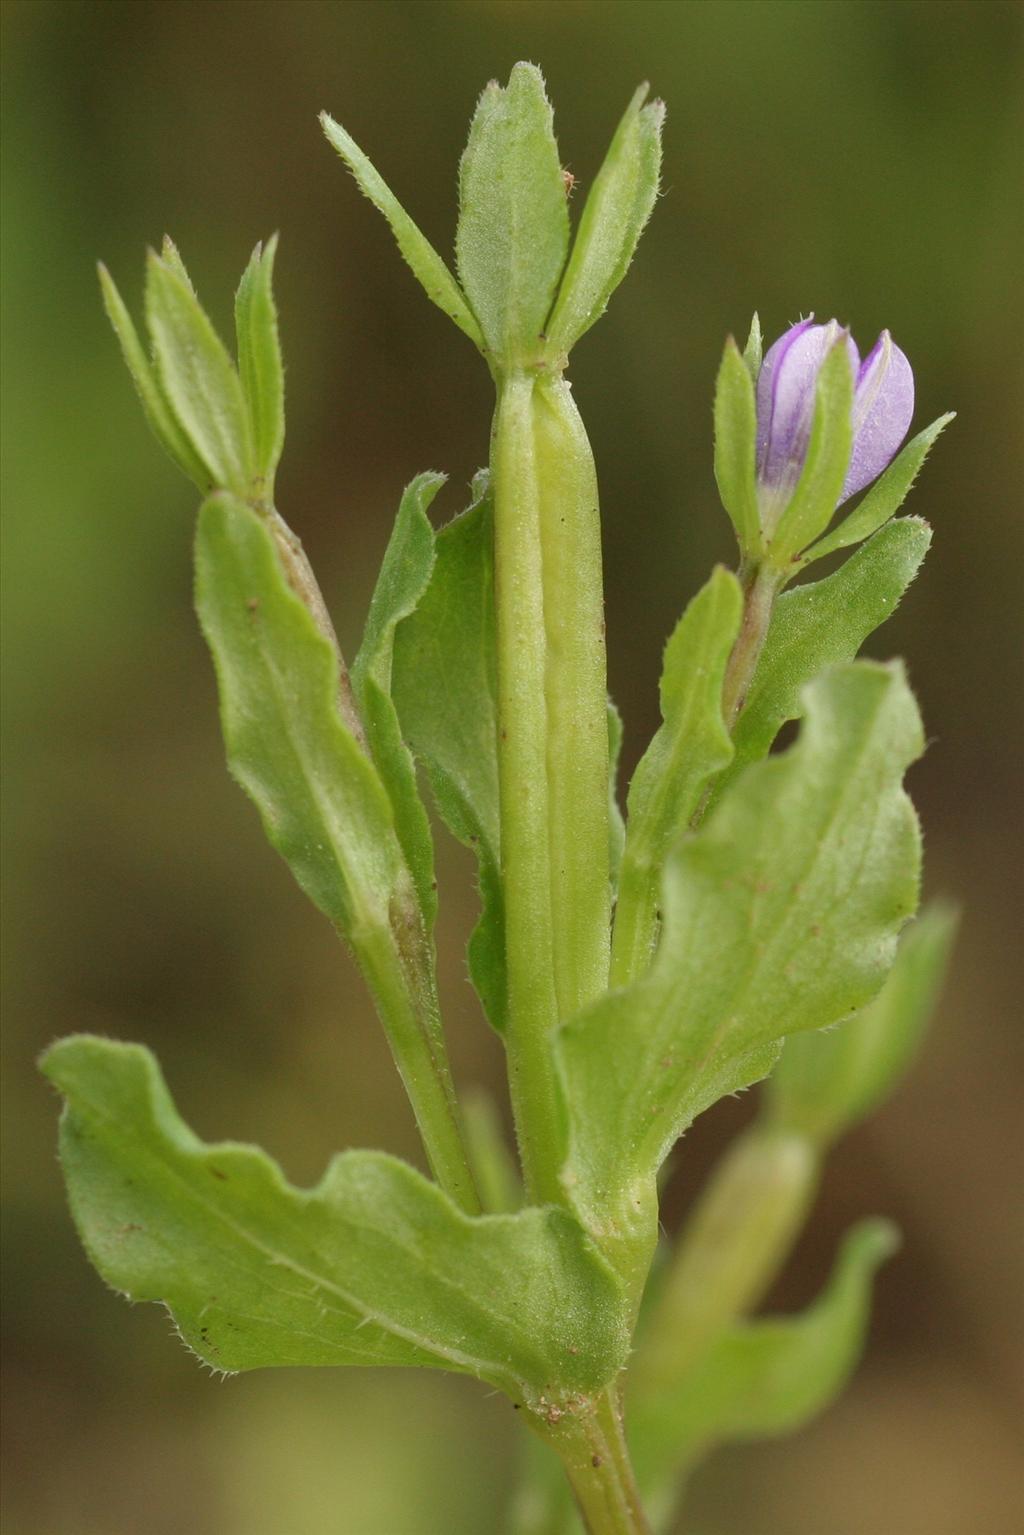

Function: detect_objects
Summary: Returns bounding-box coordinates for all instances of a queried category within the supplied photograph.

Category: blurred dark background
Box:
[3,2,1022,1532]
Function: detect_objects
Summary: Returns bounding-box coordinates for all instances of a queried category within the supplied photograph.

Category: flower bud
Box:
[755,317,914,530]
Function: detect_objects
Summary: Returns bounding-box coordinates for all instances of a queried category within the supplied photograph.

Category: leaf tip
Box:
[96,260,122,312]
[38,1031,110,1092]
[643,94,667,129]
[851,1215,902,1268]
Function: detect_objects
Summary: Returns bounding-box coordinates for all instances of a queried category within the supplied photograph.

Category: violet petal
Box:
[757,319,858,499]
[841,331,915,503]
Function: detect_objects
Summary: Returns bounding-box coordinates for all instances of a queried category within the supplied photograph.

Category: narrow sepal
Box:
[97,262,211,490]
[545,84,664,356]
[456,63,569,365]
[145,250,254,496]
[714,338,763,557]
[319,112,484,352]
[742,311,763,381]
[801,412,954,565]
[234,234,285,499]
[159,234,196,294]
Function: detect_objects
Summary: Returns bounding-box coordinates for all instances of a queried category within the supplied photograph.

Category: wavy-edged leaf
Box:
[561,664,923,1258]
[632,1220,899,1491]
[319,113,484,353]
[197,494,480,1213]
[712,517,931,810]
[353,474,443,927]
[392,476,506,1029]
[801,412,954,565]
[234,235,285,496]
[545,84,664,356]
[767,902,957,1146]
[145,251,253,496]
[456,63,569,365]
[714,339,762,557]
[42,1037,627,1407]
[195,491,401,937]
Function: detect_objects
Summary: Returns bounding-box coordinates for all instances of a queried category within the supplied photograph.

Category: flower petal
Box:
[757,319,858,497]
[842,331,915,503]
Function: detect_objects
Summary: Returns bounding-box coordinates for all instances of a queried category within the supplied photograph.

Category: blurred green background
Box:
[3,2,1022,1531]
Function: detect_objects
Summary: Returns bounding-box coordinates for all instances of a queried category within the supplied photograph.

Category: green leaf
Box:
[159,234,196,294]
[392,476,507,1030]
[742,311,763,382]
[801,413,955,565]
[319,112,484,353]
[713,340,763,558]
[195,491,402,938]
[612,569,742,985]
[633,1220,898,1487]
[234,235,285,498]
[197,493,482,1215]
[545,84,664,356]
[561,664,923,1261]
[97,262,211,490]
[42,1036,627,1406]
[713,517,931,807]
[352,474,443,928]
[456,63,570,366]
[607,696,626,892]
[145,251,253,496]
[766,902,957,1146]
[770,338,854,563]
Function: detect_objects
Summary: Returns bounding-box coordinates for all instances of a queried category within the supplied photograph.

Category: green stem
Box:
[491,369,610,1204]
[532,374,611,1020]
[533,1388,652,1535]
[631,1123,817,1400]
[266,508,368,750]
[720,559,783,730]
[357,903,481,1216]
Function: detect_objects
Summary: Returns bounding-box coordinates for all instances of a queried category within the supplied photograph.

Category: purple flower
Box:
[755,317,914,529]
